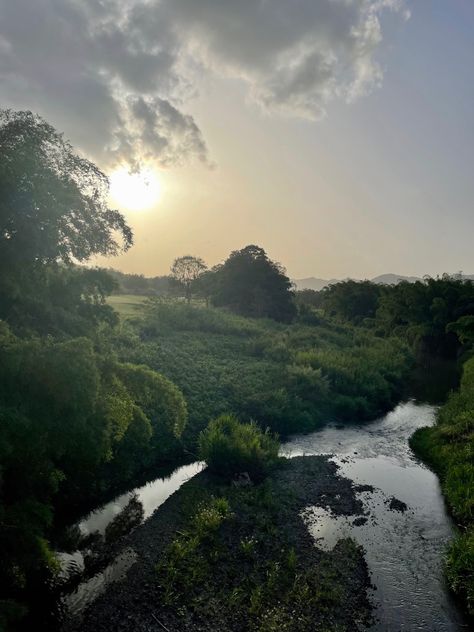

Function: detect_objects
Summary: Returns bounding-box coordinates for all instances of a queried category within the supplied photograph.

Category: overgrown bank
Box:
[411,356,474,616]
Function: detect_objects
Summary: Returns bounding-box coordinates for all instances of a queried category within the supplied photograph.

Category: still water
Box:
[57,462,204,618]
[58,402,468,630]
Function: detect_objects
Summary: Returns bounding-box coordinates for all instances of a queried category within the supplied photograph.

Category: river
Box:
[57,400,469,630]
[283,400,468,631]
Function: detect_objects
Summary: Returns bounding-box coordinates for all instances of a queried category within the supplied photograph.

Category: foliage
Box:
[0,109,187,629]
[0,109,132,268]
[199,415,279,481]
[211,245,297,323]
[170,255,207,303]
[320,276,474,358]
[1,264,120,337]
[125,301,411,440]
[321,280,381,324]
[0,108,134,336]
[410,356,474,614]
[0,325,187,622]
[105,268,170,296]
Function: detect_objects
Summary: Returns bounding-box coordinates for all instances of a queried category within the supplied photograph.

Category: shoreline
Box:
[70,456,373,632]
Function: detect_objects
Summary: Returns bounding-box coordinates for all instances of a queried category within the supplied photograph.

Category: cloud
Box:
[0,0,409,167]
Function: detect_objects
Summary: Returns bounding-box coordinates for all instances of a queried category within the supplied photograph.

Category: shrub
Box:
[198,414,279,481]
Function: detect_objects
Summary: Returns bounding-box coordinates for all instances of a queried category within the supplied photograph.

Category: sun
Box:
[109,166,162,211]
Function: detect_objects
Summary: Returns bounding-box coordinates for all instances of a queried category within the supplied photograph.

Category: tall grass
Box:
[198,415,279,481]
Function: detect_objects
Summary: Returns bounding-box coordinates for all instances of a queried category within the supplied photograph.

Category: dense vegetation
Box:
[198,415,279,482]
[0,111,187,630]
[411,357,474,614]
[119,300,412,439]
[106,268,170,296]
[1,108,474,629]
[319,276,474,357]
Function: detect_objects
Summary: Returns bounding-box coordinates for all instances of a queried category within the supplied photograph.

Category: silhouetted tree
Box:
[0,109,133,331]
[170,255,207,302]
[0,109,132,269]
[211,245,296,322]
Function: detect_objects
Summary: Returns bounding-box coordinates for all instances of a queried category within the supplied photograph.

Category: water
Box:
[77,461,204,537]
[56,462,204,620]
[283,401,469,631]
[57,402,468,630]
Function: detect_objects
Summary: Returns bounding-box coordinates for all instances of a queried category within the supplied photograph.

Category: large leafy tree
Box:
[0,109,132,268]
[0,110,133,333]
[211,245,296,323]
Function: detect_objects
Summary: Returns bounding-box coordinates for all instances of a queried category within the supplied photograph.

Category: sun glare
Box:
[109,166,162,211]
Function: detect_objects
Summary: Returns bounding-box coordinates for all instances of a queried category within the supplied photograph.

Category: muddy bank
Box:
[70,456,372,632]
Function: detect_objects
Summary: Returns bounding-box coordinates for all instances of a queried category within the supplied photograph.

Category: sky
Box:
[1,0,473,279]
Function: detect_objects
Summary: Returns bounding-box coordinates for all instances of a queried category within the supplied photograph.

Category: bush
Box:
[198,415,279,481]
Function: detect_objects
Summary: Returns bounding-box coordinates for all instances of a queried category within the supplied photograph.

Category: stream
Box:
[56,400,468,631]
[283,400,468,631]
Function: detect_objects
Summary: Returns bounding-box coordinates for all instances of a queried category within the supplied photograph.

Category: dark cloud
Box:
[0,0,409,167]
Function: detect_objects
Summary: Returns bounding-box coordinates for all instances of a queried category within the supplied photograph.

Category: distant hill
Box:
[293,273,474,291]
[371,273,421,285]
[291,277,339,292]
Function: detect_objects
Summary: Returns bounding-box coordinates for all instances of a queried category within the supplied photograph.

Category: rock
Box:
[387,497,408,513]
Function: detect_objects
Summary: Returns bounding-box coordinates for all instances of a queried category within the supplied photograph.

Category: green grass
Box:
[106,294,149,318]
[198,415,279,481]
[410,356,474,615]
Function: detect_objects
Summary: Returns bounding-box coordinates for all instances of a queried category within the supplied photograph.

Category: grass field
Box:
[107,294,149,318]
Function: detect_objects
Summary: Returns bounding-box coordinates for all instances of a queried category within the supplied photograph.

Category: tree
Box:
[321,280,381,324]
[0,109,132,273]
[170,255,207,303]
[0,109,133,331]
[194,268,219,307]
[211,245,296,322]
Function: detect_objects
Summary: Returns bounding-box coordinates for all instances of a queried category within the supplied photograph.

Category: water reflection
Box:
[56,461,205,621]
[77,461,204,537]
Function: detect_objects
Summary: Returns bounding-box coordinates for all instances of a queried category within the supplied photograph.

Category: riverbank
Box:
[71,456,372,632]
[410,357,474,618]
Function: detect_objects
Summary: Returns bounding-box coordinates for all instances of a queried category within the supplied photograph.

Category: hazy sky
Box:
[1,1,473,279]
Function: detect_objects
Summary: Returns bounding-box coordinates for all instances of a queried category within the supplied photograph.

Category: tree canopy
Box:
[170,255,207,302]
[211,245,296,323]
[0,109,132,270]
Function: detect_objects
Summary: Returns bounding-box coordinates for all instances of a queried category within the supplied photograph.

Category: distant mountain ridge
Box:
[293,273,474,291]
